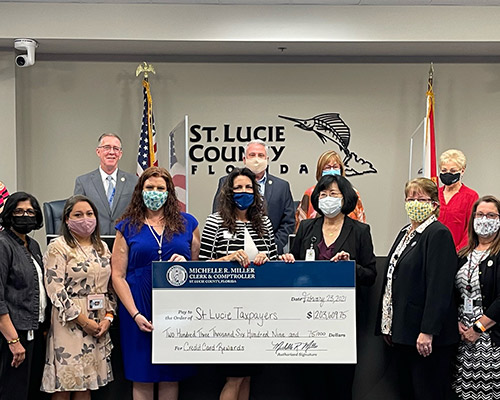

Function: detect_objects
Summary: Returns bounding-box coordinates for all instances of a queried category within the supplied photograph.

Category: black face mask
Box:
[440,172,461,186]
[11,216,38,234]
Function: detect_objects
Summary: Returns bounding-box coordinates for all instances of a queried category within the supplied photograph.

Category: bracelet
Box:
[7,338,20,345]
[104,315,114,323]
[475,320,487,332]
[132,311,141,321]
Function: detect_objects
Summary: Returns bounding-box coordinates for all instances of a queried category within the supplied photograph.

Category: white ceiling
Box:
[2,1,500,60]
[3,0,500,5]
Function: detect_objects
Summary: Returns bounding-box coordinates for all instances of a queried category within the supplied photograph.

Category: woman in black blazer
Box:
[282,174,376,400]
[453,195,500,399]
[376,178,458,400]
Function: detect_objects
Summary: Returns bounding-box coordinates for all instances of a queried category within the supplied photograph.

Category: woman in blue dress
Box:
[111,166,200,400]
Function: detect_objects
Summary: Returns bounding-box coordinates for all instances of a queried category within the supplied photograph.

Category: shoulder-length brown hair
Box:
[217,167,266,237]
[61,195,105,255]
[117,166,185,238]
[459,195,500,257]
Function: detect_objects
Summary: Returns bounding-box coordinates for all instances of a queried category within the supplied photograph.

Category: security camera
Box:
[14,39,38,68]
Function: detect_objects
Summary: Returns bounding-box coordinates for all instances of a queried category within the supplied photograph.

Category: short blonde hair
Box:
[315,150,345,181]
[439,149,466,170]
[405,178,440,217]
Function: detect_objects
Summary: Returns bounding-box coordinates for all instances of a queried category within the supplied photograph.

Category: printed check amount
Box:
[152,261,356,364]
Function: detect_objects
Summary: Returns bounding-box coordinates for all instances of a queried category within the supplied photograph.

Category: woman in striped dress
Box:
[454,195,500,399]
[199,167,278,400]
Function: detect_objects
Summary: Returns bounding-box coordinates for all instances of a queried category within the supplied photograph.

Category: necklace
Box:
[146,218,164,261]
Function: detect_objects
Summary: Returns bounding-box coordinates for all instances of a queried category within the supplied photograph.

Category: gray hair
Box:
[98,133,122,146]
[244,139,268,156]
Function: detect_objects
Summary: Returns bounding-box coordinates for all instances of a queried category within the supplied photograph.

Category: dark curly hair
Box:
[0,191,43,230]
[117,167,185,238]
[217,167,266,237]
[61,195,104,255]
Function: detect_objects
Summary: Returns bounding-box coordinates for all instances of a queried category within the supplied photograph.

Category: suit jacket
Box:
[212,173,295,253]
[376,221,459,347]
[458,251,500,345]
[74,168,137,235]
[290,216,377,287]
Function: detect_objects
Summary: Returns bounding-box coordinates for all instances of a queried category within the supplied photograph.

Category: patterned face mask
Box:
[142,190,168,211]
[405,200,434,223]
[474,217,500,238]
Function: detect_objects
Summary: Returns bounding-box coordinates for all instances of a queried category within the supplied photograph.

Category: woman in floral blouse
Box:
[41,195,116,399]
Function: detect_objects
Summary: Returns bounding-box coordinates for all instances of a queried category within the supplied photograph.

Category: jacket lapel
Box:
[264,175,274,205]
[396,230,420,265]
[330,217,353,255]
[91,169,111,216]
[111,169,125,215]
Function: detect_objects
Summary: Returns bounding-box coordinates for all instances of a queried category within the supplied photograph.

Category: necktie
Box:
[106,176,115,208]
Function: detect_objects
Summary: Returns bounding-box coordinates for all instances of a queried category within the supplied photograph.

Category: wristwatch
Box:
[473,321,486,333]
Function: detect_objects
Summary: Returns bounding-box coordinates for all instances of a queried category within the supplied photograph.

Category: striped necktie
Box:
[106,176,115,207]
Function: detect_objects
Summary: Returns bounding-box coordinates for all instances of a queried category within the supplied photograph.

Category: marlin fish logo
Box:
[279,113,377,177]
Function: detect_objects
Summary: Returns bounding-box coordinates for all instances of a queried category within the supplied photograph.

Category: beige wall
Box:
[14,61,499,254]
[0,51,17,192]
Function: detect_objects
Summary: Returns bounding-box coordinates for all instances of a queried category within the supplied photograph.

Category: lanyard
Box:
[73,237,103,293]
[146,218,164,261]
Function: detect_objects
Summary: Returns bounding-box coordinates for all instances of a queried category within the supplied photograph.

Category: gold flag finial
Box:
[136,62,156,80]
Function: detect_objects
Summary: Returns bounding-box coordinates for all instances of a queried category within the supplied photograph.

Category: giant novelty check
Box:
[152,260,356,364]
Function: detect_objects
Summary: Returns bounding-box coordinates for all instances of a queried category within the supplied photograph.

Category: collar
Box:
[257,172,267,185]
[5,228,31,247]
[99,166,118,182]
[404,214,437,235]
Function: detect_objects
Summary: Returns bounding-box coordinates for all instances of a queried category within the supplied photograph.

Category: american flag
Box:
[137,79,158,176]
[169,130,186,212]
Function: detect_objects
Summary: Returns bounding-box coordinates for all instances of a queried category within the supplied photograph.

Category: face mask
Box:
[233,192,254,210]
[322,169,341,177]
[67,218,96,237]
[474,217,500,238]
[12,216,38,234]
[142,190,168,211]
[245,157,268,175]
[318,197,343,218]
[440,172,461,186]
[405,200,434,223]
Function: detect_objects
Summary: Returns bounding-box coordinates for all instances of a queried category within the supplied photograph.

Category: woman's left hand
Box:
[254,253,269,266]
[462,327,481,344]
[95,319,111,338]
[416,332,433,357]
[331,251,350,262]
[169,254,187,262]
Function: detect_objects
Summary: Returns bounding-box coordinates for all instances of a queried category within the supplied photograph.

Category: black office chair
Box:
[43,199,66,244]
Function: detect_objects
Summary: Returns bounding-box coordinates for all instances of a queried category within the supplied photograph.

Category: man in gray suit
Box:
[212,139,295,253]
[74,133,138,235]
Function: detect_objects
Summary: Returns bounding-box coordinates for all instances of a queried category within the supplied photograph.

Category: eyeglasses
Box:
[323,165,340,171]
[405,198,433,203]
[98,145,122,153]
[319,193,343,199]
[474,212,500,220]
[12,208,36,217]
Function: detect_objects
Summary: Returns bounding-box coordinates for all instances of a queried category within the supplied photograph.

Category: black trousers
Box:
[301,364,356,400]
[394,344,456,400]
[0,329,47,400]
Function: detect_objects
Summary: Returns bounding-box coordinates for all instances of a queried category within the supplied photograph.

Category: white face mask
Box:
[245,157,268,175]
[318,197,342,218]
[474,217,500,238]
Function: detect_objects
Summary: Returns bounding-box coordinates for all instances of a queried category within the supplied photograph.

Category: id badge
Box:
[464,297,474,315]
[87,294,105,311]
[27,330,34,341]
[305,248,315,261]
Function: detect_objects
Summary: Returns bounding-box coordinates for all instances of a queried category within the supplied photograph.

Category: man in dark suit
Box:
[74,133,138,235]
[212,139,295,253]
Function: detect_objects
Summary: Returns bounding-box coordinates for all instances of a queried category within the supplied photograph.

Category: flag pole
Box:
[136,62,157,169]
